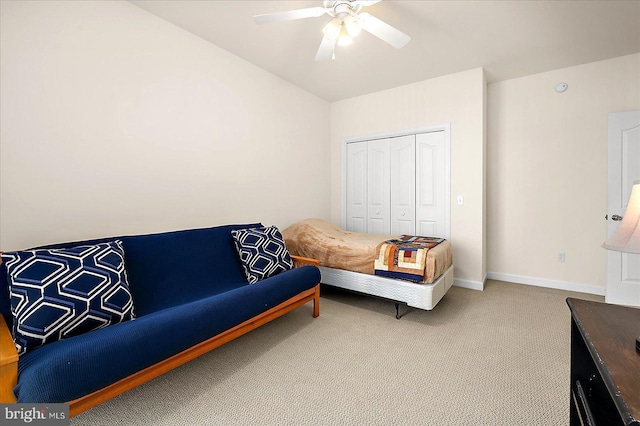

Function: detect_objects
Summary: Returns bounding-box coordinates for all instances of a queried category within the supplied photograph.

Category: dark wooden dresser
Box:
[567,298,640,426]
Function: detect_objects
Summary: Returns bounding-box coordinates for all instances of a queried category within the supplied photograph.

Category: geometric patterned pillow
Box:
[0,240,135,355]
[231,226,294,284]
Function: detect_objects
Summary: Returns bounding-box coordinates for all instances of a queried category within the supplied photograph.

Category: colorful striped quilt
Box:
[374,235,445,282]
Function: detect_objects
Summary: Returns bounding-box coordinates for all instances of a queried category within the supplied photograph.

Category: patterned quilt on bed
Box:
[374,235,445,282]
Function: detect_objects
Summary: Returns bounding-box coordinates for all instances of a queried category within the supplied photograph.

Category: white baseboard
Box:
[486,272,606,296]
[453,278,485,291]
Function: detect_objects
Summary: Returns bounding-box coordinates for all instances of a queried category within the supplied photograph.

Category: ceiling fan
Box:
[253,0,411,61]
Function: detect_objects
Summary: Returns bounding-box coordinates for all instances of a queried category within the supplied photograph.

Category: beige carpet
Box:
[71,280,603,426]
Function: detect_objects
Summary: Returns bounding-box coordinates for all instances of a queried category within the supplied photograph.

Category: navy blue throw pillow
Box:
[1,240,135,355]
[231,226,294,284]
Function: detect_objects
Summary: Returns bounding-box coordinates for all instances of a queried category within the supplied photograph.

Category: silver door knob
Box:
[612,214,623,221]
[401,212,406,216]
[376,211,380,215]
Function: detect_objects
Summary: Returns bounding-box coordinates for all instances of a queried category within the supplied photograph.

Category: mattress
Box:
[282,218,452,284]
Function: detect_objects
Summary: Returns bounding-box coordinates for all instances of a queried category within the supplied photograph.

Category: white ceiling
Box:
[129,0,640,102]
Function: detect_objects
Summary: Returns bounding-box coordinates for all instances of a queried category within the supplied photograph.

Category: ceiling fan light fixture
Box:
[337,24,353,46]
[322,18,342,40]
[344,15,361,37]
[254,1,411,60]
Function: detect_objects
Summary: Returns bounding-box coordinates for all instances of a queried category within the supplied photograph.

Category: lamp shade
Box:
[603,179,640,253]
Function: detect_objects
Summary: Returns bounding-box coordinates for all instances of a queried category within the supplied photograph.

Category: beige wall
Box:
[0,1,330,250]
[487,53,640,292]
[330,68,486,286]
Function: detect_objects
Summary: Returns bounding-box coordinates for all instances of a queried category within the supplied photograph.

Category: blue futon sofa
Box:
[0,223,320,416]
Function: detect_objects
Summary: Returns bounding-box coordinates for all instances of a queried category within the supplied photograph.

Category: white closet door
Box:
[416,131,448,238]
[367,139,391,234]
[345,141,368,232]
[390,135,416,236]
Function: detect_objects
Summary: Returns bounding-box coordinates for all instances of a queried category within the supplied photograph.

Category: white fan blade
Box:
[253,7,326,24]
[359,13,410,49]
[315,36,336,61]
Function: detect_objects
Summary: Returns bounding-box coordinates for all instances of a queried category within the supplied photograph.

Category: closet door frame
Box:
[342,123,451,238]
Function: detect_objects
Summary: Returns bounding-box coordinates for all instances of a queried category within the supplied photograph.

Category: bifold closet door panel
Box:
[416,131,447,238]
[390,134,416,236]
[367,139,391,234]
[345,141,367,233]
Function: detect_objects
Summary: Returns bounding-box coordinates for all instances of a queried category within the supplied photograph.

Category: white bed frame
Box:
[318,264,454,317]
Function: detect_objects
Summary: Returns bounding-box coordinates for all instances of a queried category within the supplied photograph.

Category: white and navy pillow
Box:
[231,226,294,284]
[1,240,135,355]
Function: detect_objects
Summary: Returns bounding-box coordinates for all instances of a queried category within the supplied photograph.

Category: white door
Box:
[367,139,391,234]
[390,135,416,235]
[606,111,640,306]
[345,141,368,233]
[416,131,449,239]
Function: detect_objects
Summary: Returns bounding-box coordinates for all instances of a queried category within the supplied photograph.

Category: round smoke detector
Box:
[555,82,568,93]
